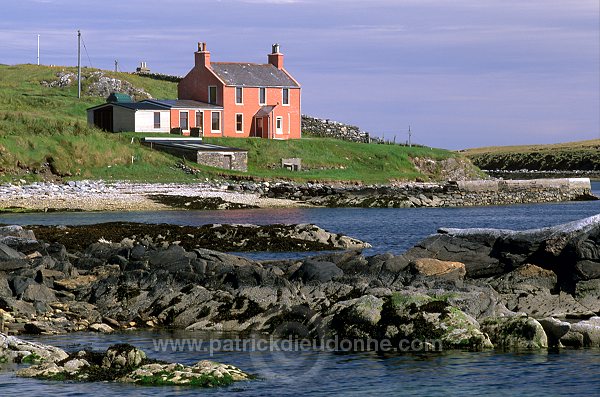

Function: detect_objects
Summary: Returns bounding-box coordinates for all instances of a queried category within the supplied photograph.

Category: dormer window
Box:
[208,86,217,105]
[282,88,289,105]
[235,87,243,104]
[259,87,266,105]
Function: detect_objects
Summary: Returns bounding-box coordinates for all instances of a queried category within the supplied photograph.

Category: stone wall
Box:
[301,115,375,143]
[257,178,596,208]
[197,151,247,172]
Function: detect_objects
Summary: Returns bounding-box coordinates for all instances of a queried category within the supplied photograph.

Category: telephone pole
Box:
[77,30,81,99]
[408,125,412,147]
[37,35,40,65]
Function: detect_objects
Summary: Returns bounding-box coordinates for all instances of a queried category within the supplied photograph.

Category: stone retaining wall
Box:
[259,178,596,208]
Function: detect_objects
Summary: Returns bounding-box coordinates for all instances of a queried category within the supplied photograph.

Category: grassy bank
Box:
[0,63,470,183]
[462,140,600,172]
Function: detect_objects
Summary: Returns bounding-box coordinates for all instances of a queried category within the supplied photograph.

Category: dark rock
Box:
[46,243,67,261]
[21,283,57,303]
[0,297,36,317]
[291,260,343,283]
[0,243,24,261]
[0,275,12,297]
[0,259,29,272]
[574,260,600,281]
[0,237,46,256]
[575,279,600,313]
[490,264,558,293]
[148,244,195,272]
[0,225,36,240]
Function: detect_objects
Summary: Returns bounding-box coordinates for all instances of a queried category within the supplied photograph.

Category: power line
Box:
[80,34,93,68]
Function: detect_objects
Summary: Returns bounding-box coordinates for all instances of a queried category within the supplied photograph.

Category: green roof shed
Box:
[107,92,133,103]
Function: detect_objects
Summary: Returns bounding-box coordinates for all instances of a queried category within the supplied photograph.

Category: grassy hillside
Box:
[0,64,469,183]
[462,139,600,173]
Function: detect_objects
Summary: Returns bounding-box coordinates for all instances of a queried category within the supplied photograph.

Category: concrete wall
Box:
[264,178,595,208]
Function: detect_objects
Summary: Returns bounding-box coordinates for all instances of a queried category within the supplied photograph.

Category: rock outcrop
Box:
[15,341,251,387]
[1,215,600,352]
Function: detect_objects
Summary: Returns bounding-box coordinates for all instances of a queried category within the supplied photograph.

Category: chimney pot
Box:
[272,43,280,54]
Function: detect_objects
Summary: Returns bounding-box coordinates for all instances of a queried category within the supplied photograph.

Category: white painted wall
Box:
[135,110,170,132]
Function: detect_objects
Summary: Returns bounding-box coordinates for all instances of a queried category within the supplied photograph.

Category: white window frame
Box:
[259,87,266,105]
[235,113,244,134]
[275,116,283,134]
[282,88,289,106]
[211,111,221,133]
[208,85,217,105]
[153,112,160,129]
[235,86,243,105]
[179,110,189,131]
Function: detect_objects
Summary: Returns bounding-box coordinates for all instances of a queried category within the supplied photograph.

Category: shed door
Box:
[93,107,113,132]
[223,155,232,170]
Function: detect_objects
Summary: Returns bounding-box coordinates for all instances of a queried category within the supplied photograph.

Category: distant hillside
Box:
[0,64,479,183]
[462,140,600,179]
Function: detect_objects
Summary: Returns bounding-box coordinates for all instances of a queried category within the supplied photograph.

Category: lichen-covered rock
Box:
[374,291,492,351]
[101,344,146,369]
[0,332,68,364]
[17,342,252,388]
[567,316,600,347]
[538,317,571,347]
[481,314,548,349]
[120,360,251,386]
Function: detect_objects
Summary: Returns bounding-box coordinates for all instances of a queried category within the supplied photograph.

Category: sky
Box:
[1,0,599,149]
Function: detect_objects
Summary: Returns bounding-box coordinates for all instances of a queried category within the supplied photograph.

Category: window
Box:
[211,111,221,132]
[153,112,160,129]
[235,87,243,104]
[196,111,203,132]
[179,111,188,130]
[276,116,283,134]
[208,86,217,104]
[259,87,266,105]
[282,88,289,105]
[235,113,243,133]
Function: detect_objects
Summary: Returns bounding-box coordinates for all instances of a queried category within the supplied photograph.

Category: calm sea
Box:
[0,181,598,396]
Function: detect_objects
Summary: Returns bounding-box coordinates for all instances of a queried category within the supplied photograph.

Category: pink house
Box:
[178,42,301,139]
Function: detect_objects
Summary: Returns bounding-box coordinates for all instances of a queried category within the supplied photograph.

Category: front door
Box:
[196,111,203,136]
[255,117,263,137]
[275,116,283,135]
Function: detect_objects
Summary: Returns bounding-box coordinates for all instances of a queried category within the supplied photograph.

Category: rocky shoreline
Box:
[0,215,599,353]
[0,177,596,213]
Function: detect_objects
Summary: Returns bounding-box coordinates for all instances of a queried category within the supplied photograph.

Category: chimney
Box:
[194,41,210,68]
[268,43,283,70]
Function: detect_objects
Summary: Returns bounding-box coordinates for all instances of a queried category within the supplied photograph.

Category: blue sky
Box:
[1,0,598,149]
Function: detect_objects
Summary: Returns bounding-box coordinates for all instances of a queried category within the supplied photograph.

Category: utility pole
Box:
[77,30,81,99]
[408,125,412,147]
[37,35,40,65]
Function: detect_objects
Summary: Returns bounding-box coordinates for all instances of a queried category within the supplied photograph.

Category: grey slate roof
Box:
[115,102,166,110]
[211,63,299,88]
[143,99,223,110]
[142,138,246,152]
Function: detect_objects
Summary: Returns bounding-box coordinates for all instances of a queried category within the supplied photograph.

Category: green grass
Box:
[462,139,600,172]
[0,63,464,183]
[126,134,458,183]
